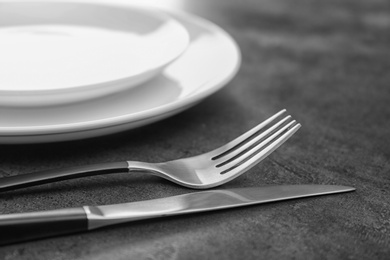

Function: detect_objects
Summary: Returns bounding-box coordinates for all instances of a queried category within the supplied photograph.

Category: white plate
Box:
[0,9,241,144]
[0,1,189,107]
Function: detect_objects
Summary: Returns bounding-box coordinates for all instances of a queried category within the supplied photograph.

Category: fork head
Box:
[156,109,301,188]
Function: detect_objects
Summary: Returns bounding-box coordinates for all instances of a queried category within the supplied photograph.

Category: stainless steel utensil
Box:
[0,110,300,191]
[0,185,355,245]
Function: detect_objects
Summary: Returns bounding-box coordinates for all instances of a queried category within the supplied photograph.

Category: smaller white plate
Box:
[0,1,189,107]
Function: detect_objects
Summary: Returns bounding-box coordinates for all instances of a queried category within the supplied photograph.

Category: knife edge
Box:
[86,185,355,229]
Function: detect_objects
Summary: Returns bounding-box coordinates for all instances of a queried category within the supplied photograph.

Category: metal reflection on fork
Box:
[0,109,301,191]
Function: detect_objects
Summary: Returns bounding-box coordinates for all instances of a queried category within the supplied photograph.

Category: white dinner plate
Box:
[0,8,241,144]
[0,1,189,107]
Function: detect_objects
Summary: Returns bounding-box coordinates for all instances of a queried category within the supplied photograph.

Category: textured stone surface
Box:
[1,0,390,259]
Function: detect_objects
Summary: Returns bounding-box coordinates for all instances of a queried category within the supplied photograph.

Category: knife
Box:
[0,185,354,245]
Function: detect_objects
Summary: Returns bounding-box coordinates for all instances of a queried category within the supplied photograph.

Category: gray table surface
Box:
[1,0,390,259]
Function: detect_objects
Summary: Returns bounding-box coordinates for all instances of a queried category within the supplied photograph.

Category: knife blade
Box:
[0,185,354,245]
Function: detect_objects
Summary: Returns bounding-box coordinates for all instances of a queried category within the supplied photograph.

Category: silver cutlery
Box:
[0,185,355,245]
[0,109,300,191]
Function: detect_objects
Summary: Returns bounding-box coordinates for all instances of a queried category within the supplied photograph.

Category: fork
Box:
[0,110,300,191]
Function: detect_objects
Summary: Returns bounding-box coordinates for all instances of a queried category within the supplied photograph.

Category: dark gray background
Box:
[1,0,389,259]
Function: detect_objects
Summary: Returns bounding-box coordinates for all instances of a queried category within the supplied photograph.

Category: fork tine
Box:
[217,119,297,172]
[211,109,287,159]
[213,115,292,165]
[219,122,301,175]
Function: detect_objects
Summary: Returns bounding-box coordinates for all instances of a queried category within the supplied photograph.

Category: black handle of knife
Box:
[0,161,129,192]
[0,207,88,245]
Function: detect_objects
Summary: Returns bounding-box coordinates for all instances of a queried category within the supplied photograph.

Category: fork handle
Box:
[0,162,129,192]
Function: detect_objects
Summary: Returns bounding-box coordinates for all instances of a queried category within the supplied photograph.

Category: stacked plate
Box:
[0,1,241,144]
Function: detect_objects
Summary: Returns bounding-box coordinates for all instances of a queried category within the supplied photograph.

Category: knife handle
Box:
[0,161,129,192]
[0,207,88,245]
